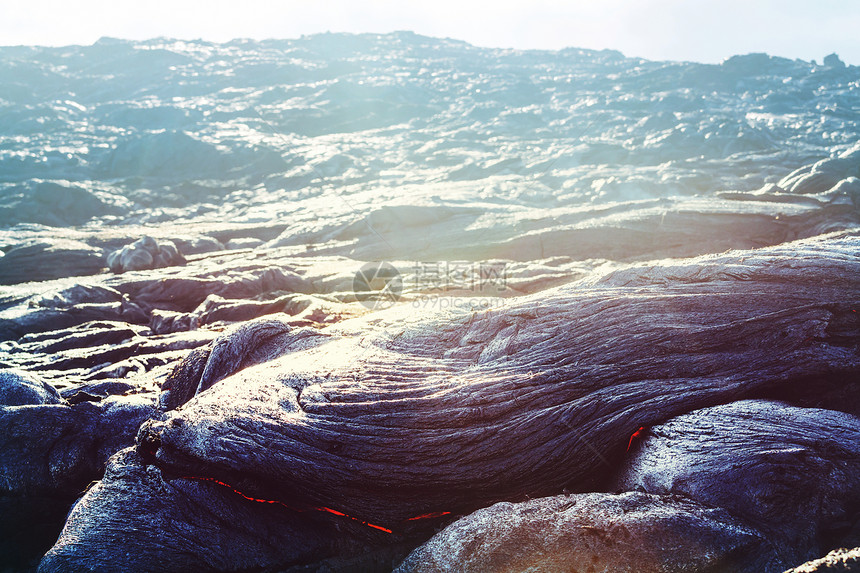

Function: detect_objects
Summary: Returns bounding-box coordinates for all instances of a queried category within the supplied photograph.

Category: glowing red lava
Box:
[177,475,464,534]
[627,426,646,451]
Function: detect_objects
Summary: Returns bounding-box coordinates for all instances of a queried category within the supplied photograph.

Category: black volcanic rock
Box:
[140,232,860,527]
[36,232,859,571]
[0,239,105,286]
[0,369,63,406]
[614,400,860,568]
[107,236,185,273]
[39,448,409,573]
[157,316,326,411]
[0,181,119,227]
[398,400,860,572]
[1,33,858,267]
[0,393,159,568]
[0,32,858,572]
[396,492,780,573]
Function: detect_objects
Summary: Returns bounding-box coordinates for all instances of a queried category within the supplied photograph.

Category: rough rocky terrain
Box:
[0,33,858,572]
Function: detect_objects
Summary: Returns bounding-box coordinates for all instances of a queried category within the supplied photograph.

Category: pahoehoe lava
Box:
[1,32,859,573]
[37,232,860,572]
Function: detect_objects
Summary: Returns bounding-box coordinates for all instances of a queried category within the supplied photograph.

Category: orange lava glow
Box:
[627,426,646,451]
[179,475,402,533]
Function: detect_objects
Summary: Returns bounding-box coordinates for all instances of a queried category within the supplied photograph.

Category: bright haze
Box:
[2,0,859,65]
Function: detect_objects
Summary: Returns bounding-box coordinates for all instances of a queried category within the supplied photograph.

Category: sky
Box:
[2,0,859,65]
